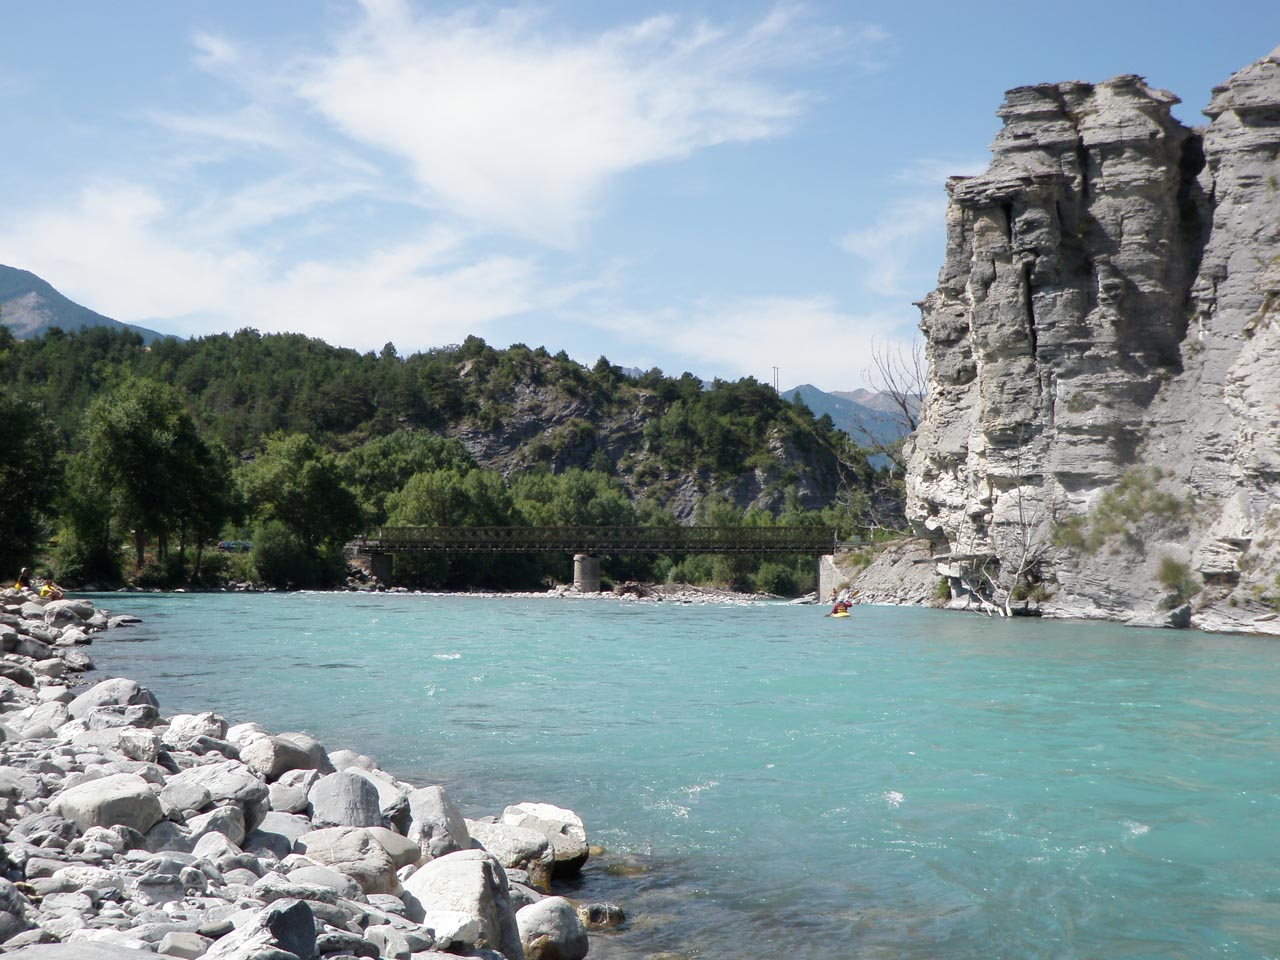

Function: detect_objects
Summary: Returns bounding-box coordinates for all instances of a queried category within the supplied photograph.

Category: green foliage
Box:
[1156,556,1199,609]
[386,467,516,527]
[0,391,60,574]
[844,549,874,570]
[337,431,475,524]
[511,469,636,527]
[51,530,121,586]
[1052,468,1194,555]
[76,377,234,576]
[1253,574,1280,611]
[1063,393,1096,413]
[934,577,952,601]
[135,555,187,590]
[754,561,799,596]
[239,434,362,550]
[0,324,880,592]
[251,520,337,588]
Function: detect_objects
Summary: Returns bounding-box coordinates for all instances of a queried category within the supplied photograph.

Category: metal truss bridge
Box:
[349,525,836,557]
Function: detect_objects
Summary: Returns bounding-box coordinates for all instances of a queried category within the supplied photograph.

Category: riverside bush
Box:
[754,561,799,596]
[251,520,332,588]
[1156,556,1199,609]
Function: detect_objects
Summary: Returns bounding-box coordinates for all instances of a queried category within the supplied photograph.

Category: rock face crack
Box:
[905,46,1280,629]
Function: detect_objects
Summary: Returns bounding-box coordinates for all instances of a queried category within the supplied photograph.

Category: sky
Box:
[1,2,1276,391]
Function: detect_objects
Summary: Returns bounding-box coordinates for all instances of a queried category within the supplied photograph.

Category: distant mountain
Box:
[0,264,172,344]
[783,383,916,450]
[830,387,920,419]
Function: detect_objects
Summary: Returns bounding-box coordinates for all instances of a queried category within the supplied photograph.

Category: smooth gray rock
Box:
[67,679,159,721]
[49,773,163,834]
[159,778,213,820]
[327,748,377,772]
[163,712,228,747]
[348,767,411,832]
[202,897,315,960]
[401,849,524,959]
[186,804,246,846]
[143,820,194,854]
[365,921,436,958]
[0,662,36,687]
[156,930,212,958]
[365,825,421,870]
[286,863,361,899]
[267,767,319,814]
[59,649,95,673]
[164,760,269,832]
[3,946,155,958]
[43,601,89,628]
[517,896,589,960]
[294,826,397,895]
[307,770,381,828]
[241,732,333,783]
[500,802,588,877]
[406,785,470,861]
[468,819,553,891]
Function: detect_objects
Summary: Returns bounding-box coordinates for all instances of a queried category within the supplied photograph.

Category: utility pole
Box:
[772,366,780,393]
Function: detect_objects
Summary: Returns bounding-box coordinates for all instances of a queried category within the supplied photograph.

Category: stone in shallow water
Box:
[517,895,589,960]
[501,802,589,877]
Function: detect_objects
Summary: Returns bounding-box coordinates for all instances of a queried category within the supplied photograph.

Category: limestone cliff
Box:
[906,46,1280,631]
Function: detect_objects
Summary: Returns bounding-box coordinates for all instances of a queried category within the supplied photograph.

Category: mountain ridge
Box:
[0,264,173,344]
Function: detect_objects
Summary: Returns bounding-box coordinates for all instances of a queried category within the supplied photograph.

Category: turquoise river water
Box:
[82,592,1280,959]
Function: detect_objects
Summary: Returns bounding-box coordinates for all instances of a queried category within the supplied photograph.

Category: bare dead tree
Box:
[868,338,925,433]
[950,427,1051,617]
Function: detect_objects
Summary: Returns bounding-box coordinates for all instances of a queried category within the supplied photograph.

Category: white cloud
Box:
[191,31,241,71]
[839,156,987,298]
[586,295,918,392]
[0,183,548,352]
[839,196,945,298]
[294,1,856,246]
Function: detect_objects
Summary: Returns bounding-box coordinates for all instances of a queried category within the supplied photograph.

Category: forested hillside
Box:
[1,323,894,593]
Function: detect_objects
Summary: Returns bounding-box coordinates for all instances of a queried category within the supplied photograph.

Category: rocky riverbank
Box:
[0,588,617,959]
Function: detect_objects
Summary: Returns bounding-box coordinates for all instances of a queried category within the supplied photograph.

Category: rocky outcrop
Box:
[906,45,1280,629]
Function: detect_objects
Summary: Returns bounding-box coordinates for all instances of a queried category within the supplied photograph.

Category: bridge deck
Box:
[351,525,835,556]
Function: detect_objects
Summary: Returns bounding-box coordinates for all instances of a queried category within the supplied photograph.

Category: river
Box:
[83,592,1280,959]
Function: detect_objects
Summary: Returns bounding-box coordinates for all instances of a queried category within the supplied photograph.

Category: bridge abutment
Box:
[574,553,601,593]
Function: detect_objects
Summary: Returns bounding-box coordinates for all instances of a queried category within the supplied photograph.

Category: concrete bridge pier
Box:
[369,553,394,586]
[574,553,601,592]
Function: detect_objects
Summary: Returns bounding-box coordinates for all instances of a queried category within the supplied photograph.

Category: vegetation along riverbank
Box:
[1,326,901,598]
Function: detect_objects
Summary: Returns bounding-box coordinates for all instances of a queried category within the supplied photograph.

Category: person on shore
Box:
[14,567,31,590]
[38,580,63,601]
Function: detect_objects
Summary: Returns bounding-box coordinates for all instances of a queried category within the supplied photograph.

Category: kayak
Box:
[829,611,850,618]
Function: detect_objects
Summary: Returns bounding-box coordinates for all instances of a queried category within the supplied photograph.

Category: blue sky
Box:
[1,2,1275,390]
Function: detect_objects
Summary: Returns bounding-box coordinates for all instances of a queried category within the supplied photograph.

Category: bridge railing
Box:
[351,525,836,556]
